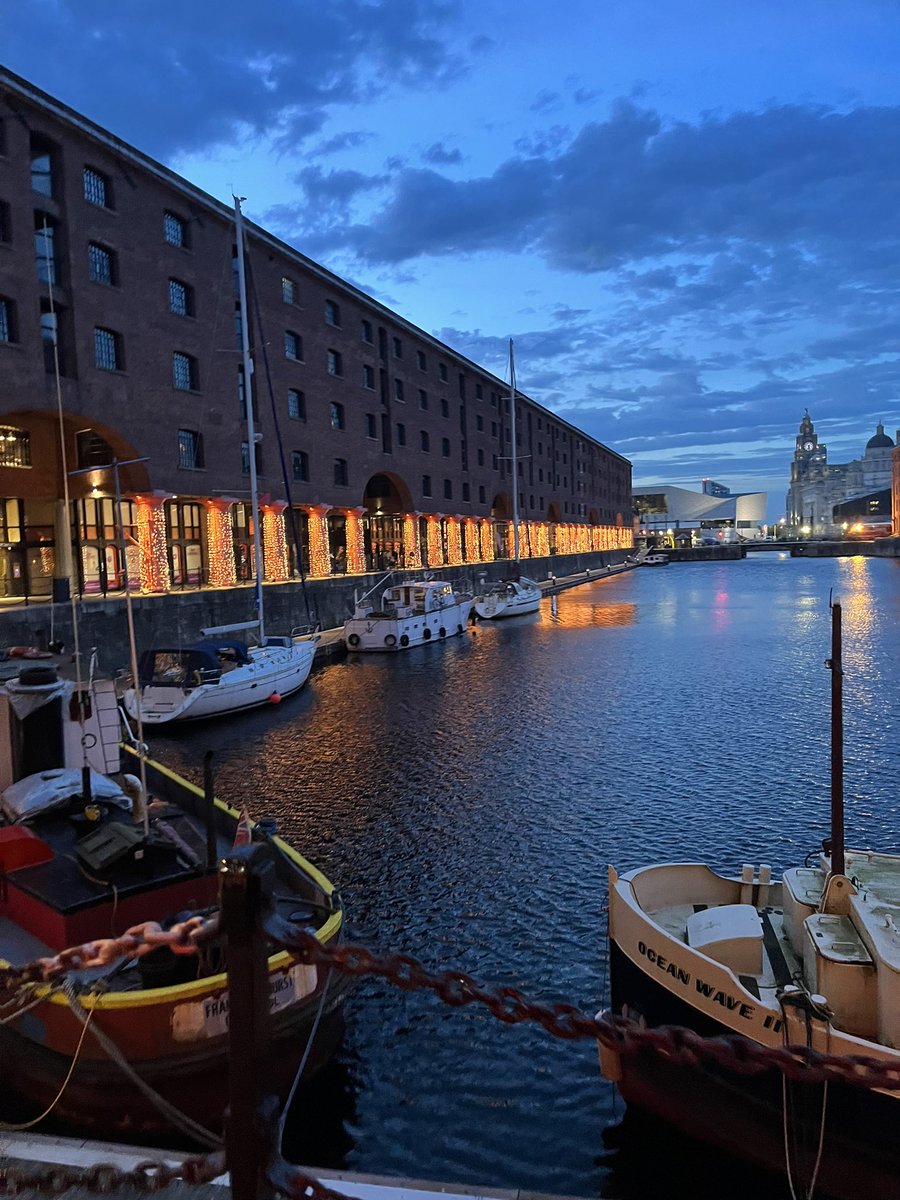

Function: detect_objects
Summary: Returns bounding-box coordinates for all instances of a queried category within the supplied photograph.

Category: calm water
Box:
[154,554,900,1199]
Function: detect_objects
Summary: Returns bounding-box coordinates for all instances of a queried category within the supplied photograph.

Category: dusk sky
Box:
[5,1,900,520]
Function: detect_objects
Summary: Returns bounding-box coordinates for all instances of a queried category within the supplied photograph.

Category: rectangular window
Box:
[477,448,484,466]
[0,298,16,343]
[325,299,341,326]
[327,349,343,376]
[396,422,406,446]
[282,277,296,304]
[422,474,432,497]
[169,278,194,316]
[365,413,377,438]
[392,336,402,359]
[0,201,10,243]
[177,429,204,469]
[241,441,263,475]
[94,326,122,371]
[476,415,484,431]
[30,136,54,197]
[0,426,30,468]
[462,482,470,501]
[88,242,116,286]
[438,362,448,382]
[440,398,449,418]
[420,430,430,451]
[475,383,483,399]
[173,351,198,390]
[284,330,303,360]
[333,458,348,486]
[330,402,345,430]
[363,364,375,389]
[164,211,188,248]
[292,450,309,482]
[441,437,450,458]
[361,318,373,343]
[418,389,428,410]
[394,379,404,402]
[83,167,111,208]
[416,350,426,371]
[288,388,305,420]
[493,453,499,468]
[478,485,486,503]
[34,218,57,284]
[443,479,452,499]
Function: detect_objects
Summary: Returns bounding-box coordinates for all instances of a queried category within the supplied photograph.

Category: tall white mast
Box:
[233,196,266,643]
[509,338,520,564]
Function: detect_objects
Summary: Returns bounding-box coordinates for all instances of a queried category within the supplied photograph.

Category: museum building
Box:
[0,68,633,600]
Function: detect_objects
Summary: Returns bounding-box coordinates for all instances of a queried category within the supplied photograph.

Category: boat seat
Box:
[782,866,825,956]
[687,904,763,974]
[803,913,877,1039]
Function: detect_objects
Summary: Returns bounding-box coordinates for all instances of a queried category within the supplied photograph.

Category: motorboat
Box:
[474,576,542,619]
[0,665,348,1142]
[343,578,473,651]
[599,601,899,1199]
[123,629,318,724]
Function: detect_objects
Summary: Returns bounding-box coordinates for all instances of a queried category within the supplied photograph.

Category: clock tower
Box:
[786,410,831,532]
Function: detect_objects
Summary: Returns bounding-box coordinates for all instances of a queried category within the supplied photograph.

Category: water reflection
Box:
[153,555,900,1199]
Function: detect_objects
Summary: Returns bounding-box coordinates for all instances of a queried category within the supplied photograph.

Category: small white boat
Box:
[626,548,668,566]
[474,576,542,619]
[123,629,318,724]
[344,579,473,651]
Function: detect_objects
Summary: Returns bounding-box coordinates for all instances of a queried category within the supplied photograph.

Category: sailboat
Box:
[124,197,319,725]
[474,340,542,620]
[600,600,900,1199]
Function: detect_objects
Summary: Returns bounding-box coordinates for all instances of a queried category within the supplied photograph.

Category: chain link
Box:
[0,1151,226,1194]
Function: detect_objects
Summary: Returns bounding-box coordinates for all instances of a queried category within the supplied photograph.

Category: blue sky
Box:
[5,0,900,520]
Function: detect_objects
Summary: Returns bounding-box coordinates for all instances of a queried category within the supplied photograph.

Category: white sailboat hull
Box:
[124,639,317,724]
[474,579,541,619]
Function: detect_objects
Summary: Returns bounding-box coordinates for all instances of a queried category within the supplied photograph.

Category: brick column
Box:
[343,507,367,574]
[134,493,172,593]
[445,516,463,565]
[403,513,423,569]
[303,504,332,576]
[479,519,495,562]
[425,515,444,568]
[204,497,237,587]
[262,500,289,581]
[463,518,480,563]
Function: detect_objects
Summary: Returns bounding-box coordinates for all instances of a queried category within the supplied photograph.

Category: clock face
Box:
[803,441,814,451]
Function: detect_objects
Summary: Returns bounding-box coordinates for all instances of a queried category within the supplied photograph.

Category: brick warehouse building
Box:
[0,67,632,602]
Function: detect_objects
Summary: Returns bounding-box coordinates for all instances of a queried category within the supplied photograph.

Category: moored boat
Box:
[0,665,348,1143]
[600,601,900,1199]
[474,576,542,619]
[343,578,473,651]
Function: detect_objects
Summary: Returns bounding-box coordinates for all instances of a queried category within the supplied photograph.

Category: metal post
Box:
[203,750,217,871]
[828,601,845,878]
[221,845,277,1200]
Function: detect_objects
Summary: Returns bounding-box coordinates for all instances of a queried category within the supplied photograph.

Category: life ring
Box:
[400,634,410,647]
[347,633,361,647]
[385,634,397,647]
[423,628,432,640]
[439,627,446,638]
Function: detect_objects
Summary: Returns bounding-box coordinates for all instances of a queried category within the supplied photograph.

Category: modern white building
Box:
[633,481,767,546]
[786,413,897,535]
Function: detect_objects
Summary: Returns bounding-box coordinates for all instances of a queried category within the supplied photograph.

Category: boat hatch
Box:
[686,904,764,974]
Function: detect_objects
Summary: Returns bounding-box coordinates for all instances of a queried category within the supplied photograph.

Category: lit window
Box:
[288,389,305,420]
[173,351,198,391]
[327,349,343,376]
[164,211,187,248]
[83,167,111,208]
[178,429,204,469]
[94,326,122,371]
[284,330,302,360]
[330,402,345,430]
[292,450,309,482]
[0,426,30,468]
[325,299,341,326]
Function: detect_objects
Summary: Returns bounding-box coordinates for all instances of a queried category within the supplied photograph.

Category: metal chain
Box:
[0,1151,225,1193]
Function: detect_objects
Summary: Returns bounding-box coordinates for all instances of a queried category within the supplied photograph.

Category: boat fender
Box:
[400,634,410,647]
[269,692,282,704]
[423,628,432,640]
[457,624,463,634]
[439,627,446,638]
[348,633,361,647]
[384,634,397,647]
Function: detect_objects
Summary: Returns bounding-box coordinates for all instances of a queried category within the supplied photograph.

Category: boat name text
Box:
[637,941,755,1020]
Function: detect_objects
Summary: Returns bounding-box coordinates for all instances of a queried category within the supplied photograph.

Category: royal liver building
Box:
[786,412,896,534]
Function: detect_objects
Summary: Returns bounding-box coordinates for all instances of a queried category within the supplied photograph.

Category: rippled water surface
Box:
[154,554,900,1198]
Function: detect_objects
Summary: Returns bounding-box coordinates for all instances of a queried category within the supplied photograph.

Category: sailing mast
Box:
[827,597,845,878]
[509,338,520,565]
[233,196,266,644]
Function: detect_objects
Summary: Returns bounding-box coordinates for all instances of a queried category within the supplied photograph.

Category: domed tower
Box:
[862,422,895,491]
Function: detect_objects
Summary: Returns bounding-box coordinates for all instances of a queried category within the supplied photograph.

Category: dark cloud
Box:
[423,142,463,165]
[1,0,467,158]
[315,130,376,156]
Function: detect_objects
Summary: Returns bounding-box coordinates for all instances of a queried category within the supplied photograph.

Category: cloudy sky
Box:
[5,0,900,519]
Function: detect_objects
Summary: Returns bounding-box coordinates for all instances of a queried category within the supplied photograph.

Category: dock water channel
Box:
[146,554,900,1200]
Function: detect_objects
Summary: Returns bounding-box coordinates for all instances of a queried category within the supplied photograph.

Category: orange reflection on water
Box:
[547,598,637,628]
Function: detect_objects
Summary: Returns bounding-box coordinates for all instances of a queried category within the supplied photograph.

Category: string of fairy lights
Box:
[83,493,632,593]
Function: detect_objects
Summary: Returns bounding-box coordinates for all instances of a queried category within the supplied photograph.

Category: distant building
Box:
[633,482,767,546]
[832,489,892,538]
[785,413,897,535]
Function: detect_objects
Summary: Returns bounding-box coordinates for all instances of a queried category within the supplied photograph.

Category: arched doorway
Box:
[362,473,414,570]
